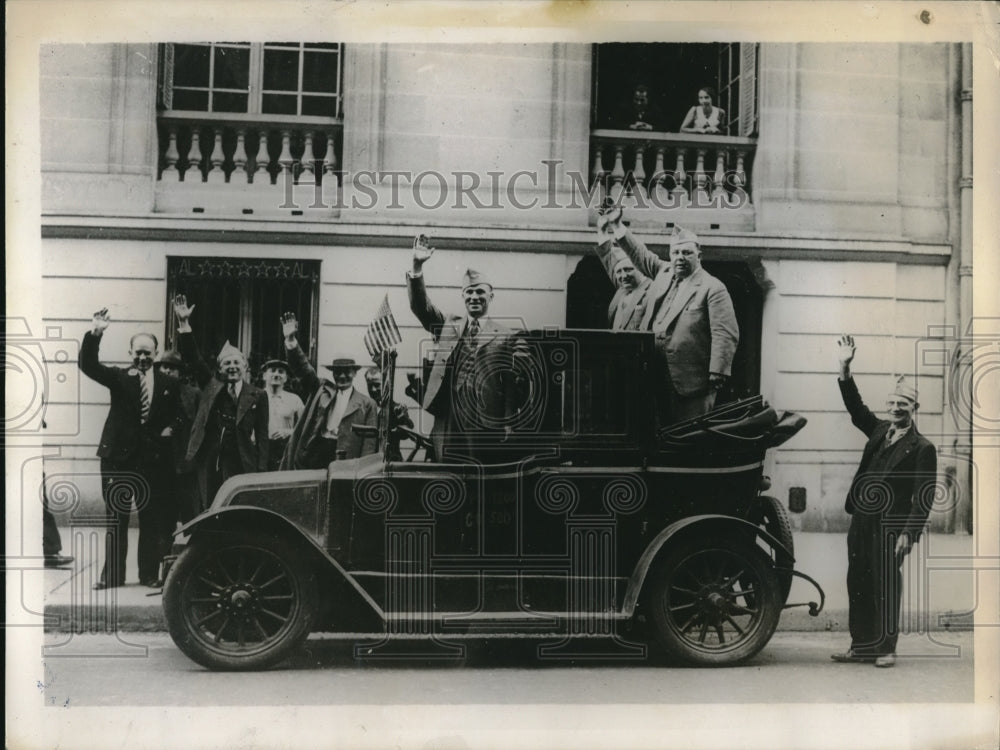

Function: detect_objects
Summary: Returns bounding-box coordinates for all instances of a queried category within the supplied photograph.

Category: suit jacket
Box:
[280,342,377,468]
[614,230,739,396]
[594,242,653,330]
[78,331,180,463]
[407,271,523,427]
[840,377,938,541]
[177,331,268,473]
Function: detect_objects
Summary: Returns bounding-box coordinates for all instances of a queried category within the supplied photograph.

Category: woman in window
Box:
[680,87,726,135]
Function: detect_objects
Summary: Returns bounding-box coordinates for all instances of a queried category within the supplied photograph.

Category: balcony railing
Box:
[590,129,756,214]
[156,111,343,213]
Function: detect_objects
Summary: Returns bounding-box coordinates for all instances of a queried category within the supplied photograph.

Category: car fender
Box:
[621,514,793,617]
[176,506,385,619]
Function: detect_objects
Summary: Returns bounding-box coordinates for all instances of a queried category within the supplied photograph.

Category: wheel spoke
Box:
[213,615,232,643]
[196,574,225,593]
[249,614,271,640]
[259,572,288,591]
[189,596,221,604]
[259,594,295,602]
[697,620,709,644]
[728,602,758,616]
[258,606,290,625]
[194,608,224,627]
[668,601,696,613]
[670,585,700,597]
[721,567,746,589]
[714,624,726,644]
[678,612,698,634]
[248,556,267,585]
[724,615,746,636]
[237,550,247,584]
[236,619,245,648]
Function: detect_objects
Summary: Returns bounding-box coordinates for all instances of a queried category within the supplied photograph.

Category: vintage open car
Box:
[162,329,824,670]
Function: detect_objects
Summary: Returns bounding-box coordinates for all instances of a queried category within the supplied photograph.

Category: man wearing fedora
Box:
[172,295,269,505]
[278,313,377,469]
[831,335,938,668]
[259,358,304,471]
[406,233,527,462]
[599,207,739,424]
[595,241,652,331]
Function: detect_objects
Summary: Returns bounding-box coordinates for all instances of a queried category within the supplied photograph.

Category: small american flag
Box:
[364,294,403,359]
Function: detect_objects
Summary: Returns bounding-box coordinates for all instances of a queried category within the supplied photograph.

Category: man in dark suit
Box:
[154,349,203,522]
[831,335,938,668]
[600,207,739,424]
[278,313,376,469]
[596,244,652,331]
[172,296,269,505]
[78,308,180,589]
[406,234,528,462]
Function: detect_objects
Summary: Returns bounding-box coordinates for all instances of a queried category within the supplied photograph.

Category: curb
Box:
[43,604,975,634]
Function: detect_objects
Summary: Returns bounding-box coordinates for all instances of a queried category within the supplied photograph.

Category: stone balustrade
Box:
[590,129,756,210]
[157,112,342,188]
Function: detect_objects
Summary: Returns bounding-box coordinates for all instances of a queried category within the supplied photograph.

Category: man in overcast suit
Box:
[599,207,739,425]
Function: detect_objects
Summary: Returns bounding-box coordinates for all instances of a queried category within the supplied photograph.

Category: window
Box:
[592,43,757,135]
[165,257,322,381]
[160,42,344,119]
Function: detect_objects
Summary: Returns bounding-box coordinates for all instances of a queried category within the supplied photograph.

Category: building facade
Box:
[40,42,972,532]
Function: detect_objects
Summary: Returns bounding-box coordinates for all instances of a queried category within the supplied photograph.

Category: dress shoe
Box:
[44,555,74,568]
[874,653,897,668]
[91,581,109,590]
[142,579,164,588]
[830,650,876,663]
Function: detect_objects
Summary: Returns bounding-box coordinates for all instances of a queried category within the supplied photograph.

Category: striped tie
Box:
[139,373,151,424]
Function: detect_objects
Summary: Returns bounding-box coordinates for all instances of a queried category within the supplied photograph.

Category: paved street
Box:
[38,631,973,707]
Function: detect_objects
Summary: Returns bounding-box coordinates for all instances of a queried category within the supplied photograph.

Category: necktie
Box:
[468,319,480,340]
[228,383,238,401]
[139,373,150,424]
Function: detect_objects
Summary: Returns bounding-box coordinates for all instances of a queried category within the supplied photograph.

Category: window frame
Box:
[159,42,345,121]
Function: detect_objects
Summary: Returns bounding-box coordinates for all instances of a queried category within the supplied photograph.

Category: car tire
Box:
[646,536,782,667]
[163,530,318,671]
[751,495,795,603]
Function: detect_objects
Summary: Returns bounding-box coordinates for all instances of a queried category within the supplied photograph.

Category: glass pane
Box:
[263,49,300,92]
[172,89,209,112]
[302,52,338,93]
[213,46,250,90]
[173,44,210,87]
[262,93,298,116]
[302,95,338,118]
[304,43,340,50]
[213,91,249,113]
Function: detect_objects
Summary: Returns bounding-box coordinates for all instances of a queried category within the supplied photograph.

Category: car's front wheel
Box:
[646,536,782,667]
[163,531,318,671]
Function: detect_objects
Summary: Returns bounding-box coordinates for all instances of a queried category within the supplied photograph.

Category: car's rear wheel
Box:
[646,536,782,666]
[163,531,318,671]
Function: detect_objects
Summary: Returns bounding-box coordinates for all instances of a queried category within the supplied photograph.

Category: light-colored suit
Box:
[609,228,739,422]
[594,242,653,330]
[407,271,523,460]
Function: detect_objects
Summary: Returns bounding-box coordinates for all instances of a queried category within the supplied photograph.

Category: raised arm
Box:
[78,308,117,388]
[406,233,447,337]
[600,206,668,280]
[836,334,881,437]
[173,294,213,388]
[281,312,320,395]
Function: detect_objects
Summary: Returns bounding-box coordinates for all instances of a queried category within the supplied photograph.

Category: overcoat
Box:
[280,341,377,468]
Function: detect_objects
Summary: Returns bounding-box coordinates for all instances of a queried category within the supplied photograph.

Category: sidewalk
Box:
[41,526,977,633]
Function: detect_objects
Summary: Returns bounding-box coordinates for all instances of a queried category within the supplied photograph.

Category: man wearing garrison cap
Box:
[831,335,938,669]
[173,295,269,505]
[598,207,739,423]
[407,234,527,461]
[597,244,652,331]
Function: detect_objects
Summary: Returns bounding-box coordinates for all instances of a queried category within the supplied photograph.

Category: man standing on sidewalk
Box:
[831,334,938,668]
[78,308,180,589]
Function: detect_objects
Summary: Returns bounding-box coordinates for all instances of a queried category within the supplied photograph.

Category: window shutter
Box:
[738,43,757,136]
[158,43,174,111]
